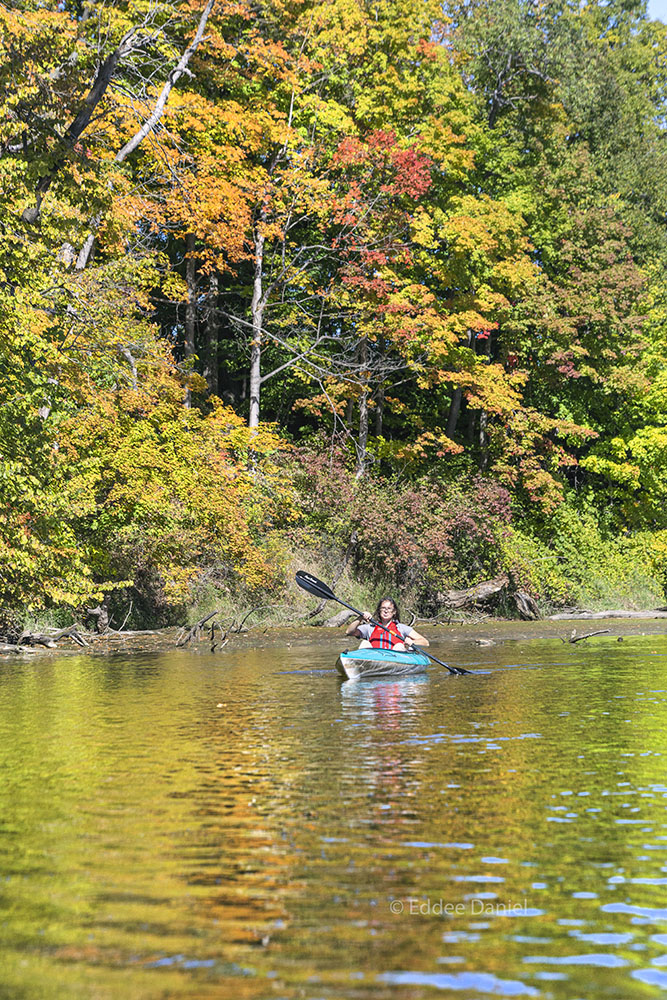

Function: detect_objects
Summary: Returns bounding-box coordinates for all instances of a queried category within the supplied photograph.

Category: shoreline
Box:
[2,614,667,659]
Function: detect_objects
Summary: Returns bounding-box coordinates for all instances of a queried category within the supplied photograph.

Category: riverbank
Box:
[3,614,667,659]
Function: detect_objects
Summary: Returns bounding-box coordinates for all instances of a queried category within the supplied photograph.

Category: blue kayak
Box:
[336,647,430,681]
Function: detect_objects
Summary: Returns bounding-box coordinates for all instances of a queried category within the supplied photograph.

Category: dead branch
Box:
[177,609,221,646]
[22,25,148,224]
[230,605,292,633]
[77,0,215,268]
[563,629,611,644]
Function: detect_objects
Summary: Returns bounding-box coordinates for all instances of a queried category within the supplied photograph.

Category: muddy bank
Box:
[2,614,667,659]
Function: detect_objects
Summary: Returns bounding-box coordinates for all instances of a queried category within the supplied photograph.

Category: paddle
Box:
[295,570,472,676]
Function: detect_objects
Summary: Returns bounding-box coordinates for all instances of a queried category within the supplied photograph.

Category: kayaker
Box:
[345,598,430,650]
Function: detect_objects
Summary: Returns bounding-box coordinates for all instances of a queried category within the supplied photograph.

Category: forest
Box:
[3,0,667,629]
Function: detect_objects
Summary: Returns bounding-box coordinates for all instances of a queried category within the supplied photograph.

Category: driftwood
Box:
[514,590,540,620]
[0,625,89,654]
[209,621,228,652]
[438,574,509,609]
[549,610,667,620]
[563,629,611,644]
[323,609,356,628]
[20,627,89,648]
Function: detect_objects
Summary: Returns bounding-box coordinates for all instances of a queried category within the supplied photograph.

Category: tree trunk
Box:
[479,409,488,470]
[184,233,196,408]
[437,574,509,609]
[356,337,369,479]
[249,226,266,429]
[514,590,539,620]
[374,382,384,436]
[204,271,219,396]
[446,387,462,438]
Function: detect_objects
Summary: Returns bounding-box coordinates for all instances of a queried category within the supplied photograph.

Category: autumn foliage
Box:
[3,0,667,622]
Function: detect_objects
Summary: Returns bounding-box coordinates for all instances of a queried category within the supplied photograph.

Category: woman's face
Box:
[379,601,396,622]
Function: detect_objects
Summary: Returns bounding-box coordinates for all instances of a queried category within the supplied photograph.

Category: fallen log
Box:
[549,610,667,620]
[438,574,509,609]
[20,627,89,648]
[323,609,356,628]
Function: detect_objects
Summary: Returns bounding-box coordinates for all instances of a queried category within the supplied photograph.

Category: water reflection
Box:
[0,637,666,997]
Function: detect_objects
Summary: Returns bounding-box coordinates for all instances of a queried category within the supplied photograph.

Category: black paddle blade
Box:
[295,570,336,602]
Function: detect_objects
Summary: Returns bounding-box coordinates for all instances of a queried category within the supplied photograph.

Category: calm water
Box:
[1,633,667,999]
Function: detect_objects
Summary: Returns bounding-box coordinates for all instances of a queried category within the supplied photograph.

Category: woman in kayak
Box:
[345,598,430,650]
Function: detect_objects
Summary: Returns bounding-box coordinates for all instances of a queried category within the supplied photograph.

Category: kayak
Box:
[336,647,430,681]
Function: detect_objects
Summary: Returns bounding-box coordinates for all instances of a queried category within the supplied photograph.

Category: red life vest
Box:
[369,621,404,649]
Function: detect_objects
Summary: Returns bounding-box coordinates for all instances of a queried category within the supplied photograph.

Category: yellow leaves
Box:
[415,118,475,175]
[579,454,641,487]
[433,362,525,416]
[51,381,296,605]
[411,207,438,249]
[184,373,209,396]
[373,429,464,469]
[162,271,188,303]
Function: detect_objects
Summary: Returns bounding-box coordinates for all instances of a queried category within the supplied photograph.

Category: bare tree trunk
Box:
[204,271,219,395]
[184,233,196,408]
[466,408,476,444]
[120,347,138,390]
[374,382,384,436]
[249,223,266,429]
[114,0,215,164]
[356,337,369,479]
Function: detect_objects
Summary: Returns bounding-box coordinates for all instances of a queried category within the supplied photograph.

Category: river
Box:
[1,630,667,999]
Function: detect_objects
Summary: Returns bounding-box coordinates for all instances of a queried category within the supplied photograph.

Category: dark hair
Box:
[374,597,400,622]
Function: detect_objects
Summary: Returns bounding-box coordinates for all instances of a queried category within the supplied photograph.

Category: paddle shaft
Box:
[295,571,469,676]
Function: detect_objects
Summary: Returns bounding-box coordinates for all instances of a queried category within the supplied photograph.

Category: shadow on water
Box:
[1,635,667,997]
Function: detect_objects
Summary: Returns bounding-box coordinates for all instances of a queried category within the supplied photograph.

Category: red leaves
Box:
[389,147,433,199]
[332,131,433,201]
[332,137,366,167]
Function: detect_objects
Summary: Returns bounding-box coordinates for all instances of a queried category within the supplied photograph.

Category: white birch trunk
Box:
[248,227,265,429]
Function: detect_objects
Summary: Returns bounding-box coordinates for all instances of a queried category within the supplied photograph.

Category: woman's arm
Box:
[405,627,429,647]
[346,612,370,637]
